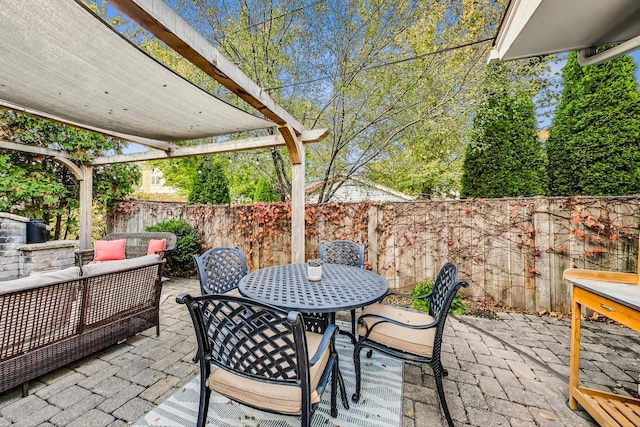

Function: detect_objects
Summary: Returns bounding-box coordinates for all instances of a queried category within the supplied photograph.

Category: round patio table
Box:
[238,263,388,411]
[237,263,388,313]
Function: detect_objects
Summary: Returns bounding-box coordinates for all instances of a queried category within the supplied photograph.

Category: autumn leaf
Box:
[571,214,581,224]
[539,412,555,421]
[592,247,602,254]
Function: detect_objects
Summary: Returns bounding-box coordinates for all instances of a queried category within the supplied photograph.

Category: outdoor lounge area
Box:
[2,276,635,426]
[4,1,640,426]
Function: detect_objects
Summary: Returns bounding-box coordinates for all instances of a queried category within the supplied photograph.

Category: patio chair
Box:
[176,293,340,427]
[193,247,248,295]
[352,262,468,427]
[319,240,365,336]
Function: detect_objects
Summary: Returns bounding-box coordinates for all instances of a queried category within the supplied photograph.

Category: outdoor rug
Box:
[133,331,403,427]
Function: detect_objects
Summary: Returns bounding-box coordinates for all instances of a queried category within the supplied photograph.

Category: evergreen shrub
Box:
[146,219,201,277]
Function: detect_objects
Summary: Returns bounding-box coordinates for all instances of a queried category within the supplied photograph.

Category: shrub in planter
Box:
[146,219,201,278]
[411,279,466,315]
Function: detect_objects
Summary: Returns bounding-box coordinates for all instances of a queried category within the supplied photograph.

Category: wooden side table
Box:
[565,276,640,426]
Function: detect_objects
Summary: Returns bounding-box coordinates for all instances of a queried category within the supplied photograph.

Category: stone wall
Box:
[0,213,77,280]
[0,213,27,281]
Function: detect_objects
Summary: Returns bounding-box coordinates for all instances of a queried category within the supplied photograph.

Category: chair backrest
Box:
[193,247,248,294]
[319,240,364,268]
[429,262,460,321]
[178,293,310,388]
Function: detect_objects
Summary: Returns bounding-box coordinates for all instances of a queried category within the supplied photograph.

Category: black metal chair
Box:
[177,293,340,427]
[319,240,365,337]
[352,262,468,427]
[193,247,248,295]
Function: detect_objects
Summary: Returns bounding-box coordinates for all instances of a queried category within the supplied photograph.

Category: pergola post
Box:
[79,165,93,250]
[290,142,306,264]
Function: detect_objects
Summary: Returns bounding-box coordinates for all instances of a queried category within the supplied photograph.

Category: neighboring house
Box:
[537,129,549,142]
[138,164,180,196]
[306,176,415,203]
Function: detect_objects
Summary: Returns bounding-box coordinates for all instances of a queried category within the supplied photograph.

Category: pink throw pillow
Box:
[94,239,126,261]
[147,238,167,256]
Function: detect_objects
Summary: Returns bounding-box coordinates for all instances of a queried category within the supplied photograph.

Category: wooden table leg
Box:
[568,297,581,410]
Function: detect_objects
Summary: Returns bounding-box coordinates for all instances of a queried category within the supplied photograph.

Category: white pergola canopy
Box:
[0,0,328,261]
[0,0,274,147]
[489,0,640,66]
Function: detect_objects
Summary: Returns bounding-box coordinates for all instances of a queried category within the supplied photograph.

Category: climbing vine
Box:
[111,196,640,312]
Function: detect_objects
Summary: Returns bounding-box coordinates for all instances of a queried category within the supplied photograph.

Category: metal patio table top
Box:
[238,263,388,313]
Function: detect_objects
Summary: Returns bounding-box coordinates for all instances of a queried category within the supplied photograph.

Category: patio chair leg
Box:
[197,381,211,427]
[433,368,454,427]
[331,357,338,417]
[352,344,363,403]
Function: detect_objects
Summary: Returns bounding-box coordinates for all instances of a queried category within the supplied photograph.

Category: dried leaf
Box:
[539,413,554,421]
[538,309,547,316]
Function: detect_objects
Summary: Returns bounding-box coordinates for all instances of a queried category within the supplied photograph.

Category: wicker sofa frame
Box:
[75,232,177,268]
[0,260,164,396]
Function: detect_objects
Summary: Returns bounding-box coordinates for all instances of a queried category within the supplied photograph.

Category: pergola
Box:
[0,0,328,262]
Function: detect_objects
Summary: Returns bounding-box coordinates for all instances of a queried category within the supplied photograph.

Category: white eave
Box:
[488,0,640,65]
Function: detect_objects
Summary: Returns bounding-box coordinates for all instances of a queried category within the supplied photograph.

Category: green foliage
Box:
[188,156,231,205]
[547,51,640,196]
[253,178,279,202]
[411,280,466,315]
[146,219,201,277]
[460,65,547,198]
[0,110,139,239]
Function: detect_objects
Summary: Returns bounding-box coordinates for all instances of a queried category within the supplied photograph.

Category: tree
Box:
[547,51,640,196]
[0,110,140,239]
[168,0,514,201]
[188,156,231,205]
[253,178,279,202]
[460,65,547,198]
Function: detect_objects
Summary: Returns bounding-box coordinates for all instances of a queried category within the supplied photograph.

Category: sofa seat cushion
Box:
[82,254,159,276]
[0,267,81,293]
[205,330,330,415]
[358,303,436,357]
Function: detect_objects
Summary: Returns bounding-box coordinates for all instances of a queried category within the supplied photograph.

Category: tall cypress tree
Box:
[548,51,640,196]
[460,66,547,198]
[188,157,231,205]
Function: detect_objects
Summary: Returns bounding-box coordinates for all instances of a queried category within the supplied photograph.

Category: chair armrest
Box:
[358,312,438,331]
[75,249,95,268]
[309,324,339,366]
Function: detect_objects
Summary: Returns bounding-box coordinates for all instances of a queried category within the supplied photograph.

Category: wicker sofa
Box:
[75,232,177,268]
[0,255,164,396]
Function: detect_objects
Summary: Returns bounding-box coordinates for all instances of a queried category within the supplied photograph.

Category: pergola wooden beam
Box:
[107,0,307,138]
[90,130,327,165]
[92,134,284,165]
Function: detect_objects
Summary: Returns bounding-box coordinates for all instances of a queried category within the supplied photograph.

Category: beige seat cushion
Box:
[206,330,330,415]
[82,254,159,276]
[0,266,81,293]
[358,303,436,357]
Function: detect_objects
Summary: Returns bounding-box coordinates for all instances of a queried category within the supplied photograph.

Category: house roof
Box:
[489,0,640,65]
[306,177,415,203]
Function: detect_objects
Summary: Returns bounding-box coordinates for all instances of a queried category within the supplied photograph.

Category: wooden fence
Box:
[109,196,640,313]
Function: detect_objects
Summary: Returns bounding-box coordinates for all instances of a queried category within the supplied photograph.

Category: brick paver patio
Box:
[1,278,637,426]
